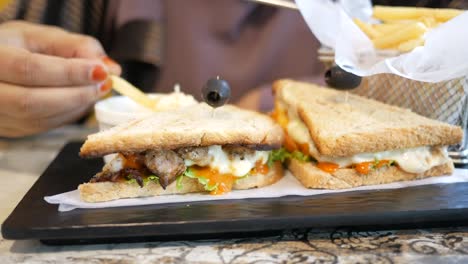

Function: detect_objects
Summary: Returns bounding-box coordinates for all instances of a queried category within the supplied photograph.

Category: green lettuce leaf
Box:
[143,175,159,186]
[268,148,290,166]
[371,159,396,170]
[291,151,311,162]
[176,175,184,190]
[235,173,249,183]
[126,178,137,184]
[268,148,311,166]
[125,174,137,184]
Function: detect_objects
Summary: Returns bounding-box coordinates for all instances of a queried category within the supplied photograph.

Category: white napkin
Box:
[45,169,468,212]
[295,0,468,82]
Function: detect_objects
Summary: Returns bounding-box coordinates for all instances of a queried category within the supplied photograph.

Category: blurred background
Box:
[0,0,466,107]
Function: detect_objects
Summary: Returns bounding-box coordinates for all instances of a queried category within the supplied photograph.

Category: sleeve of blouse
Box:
[109,0,164,92]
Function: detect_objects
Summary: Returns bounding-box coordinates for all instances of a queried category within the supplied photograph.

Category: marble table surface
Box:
[0,126,467,264]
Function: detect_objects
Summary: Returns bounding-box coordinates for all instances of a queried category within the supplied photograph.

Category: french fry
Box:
[110,75,156,110]
[420,16,439,28]
[354,5,462,51]
[372,22,427,50]
[374,18,440,30]
[433,9,464,22]
[397,37,425,52]
[353,18,382,39]
[373,5,463,23]
[372,23,404,35]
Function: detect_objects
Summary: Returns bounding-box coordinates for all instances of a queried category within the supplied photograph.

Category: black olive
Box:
[325,65,362,90]
[202,77,231,107]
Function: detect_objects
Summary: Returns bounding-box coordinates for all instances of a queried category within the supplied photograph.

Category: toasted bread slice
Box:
[79,161,283,202]
[80,103,284,158]
[273,79,463,157]
[288,159,454,189]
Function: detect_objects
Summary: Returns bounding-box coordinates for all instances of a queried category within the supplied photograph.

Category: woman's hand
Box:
[0,21,121,138]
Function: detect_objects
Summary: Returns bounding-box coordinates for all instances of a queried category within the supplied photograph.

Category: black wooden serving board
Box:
[2,142,468,245]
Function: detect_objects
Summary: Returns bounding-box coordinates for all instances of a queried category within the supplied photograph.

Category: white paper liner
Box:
[45,169,468,212]
[295,0,468,82]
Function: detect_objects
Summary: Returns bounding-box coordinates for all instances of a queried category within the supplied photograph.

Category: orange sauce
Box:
[123,154,143,169]
[284,133,298,152]
[299,143,309,155]
[251,160,269,174]
[316,162,339,173]
[354,160,392,175]
[272,102,311,157]
[270,109,278,121]
[271,102,289,129]
[375,160,392,169]
[190,167,237,195]
[354,162,373,175]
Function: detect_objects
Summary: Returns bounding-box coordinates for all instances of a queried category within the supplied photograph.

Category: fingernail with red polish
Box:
[99,78,113,95]
[91,65,108,82]
[102,56,118,67]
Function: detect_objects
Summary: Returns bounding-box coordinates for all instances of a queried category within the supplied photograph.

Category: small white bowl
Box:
[95,92,197,131]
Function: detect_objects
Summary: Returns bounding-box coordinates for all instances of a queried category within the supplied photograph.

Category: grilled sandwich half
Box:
[79,103,284,202]
[272,79,463,189]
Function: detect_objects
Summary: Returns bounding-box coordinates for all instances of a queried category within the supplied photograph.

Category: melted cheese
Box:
[106,154,125,172]
[184,145,270,177]
[318,146,449,174]
[284,101,450,174]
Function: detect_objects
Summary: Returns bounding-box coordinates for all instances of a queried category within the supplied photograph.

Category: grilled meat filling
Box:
[90,168,147,187]
[91,146,263,188]
[177,147,210,166]
[222,146,255,159]
[144,149,186,189]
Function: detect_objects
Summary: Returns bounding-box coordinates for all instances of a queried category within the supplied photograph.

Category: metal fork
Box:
[246,0,298,10]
